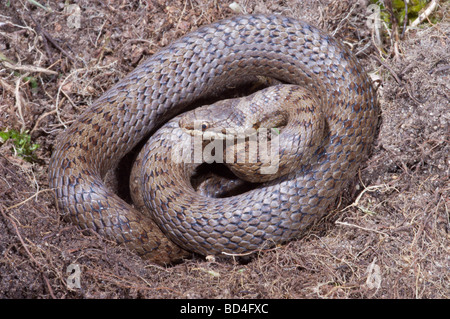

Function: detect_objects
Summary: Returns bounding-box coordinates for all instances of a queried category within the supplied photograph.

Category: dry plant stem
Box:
[331,2,358,37]
[2,60,56,131]
[335,221,388,236]
[30,109,57,134]
[0,206,41,268]
[5,188,54,211]
[0,78,16,113]
[53,62,118,128]
[409,0,439,29]
[401,0,408,39]
[388,0,402,58]
[29,14,76,63]
[371,54,401,84]
[2,60,58,75]
[370,7,382,51]
[14,72,28,132]
[371,54,424,105]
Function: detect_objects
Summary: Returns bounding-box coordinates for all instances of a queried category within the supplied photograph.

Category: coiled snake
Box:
[49,15,379,264]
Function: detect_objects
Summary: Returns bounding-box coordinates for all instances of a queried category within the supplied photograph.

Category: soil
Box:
[0,0,448,299]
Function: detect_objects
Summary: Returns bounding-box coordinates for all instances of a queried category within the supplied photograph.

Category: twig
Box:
[429,65,450,74]
[221,251,255,257]
[84,268,182,295]
[371,54,425,104]
[221,242,281,257]
[28,14,53,63]
[26,0,51,12]
[1,204,57,298]
[404,83,426,105]
[335,221,388,236]
[331,2,359,37]
[372,54,425,104]
[30,109,57,134]
[0,78,15,94]
[53,61,118,128]
[14,72,28,132]
[408,0,439,29]
[42,275,56,299]
[0,206,42,267]
[341,183,398,215]
[401,0,408,39]
[371,54,402,84]
[175,0,189,30]
[29,14,76,63]
[0,78,14,113]
[5,188,54,211]
[2,60,58,75]
[385,0,405,59]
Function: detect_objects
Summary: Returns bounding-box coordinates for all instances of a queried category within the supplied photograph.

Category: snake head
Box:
[178,99,246,138]
[178,86,290,141]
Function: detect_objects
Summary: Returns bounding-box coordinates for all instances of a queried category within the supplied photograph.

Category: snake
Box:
[48,14,380,264]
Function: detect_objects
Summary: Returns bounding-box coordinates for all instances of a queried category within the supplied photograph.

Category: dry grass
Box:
[0,0,448,298]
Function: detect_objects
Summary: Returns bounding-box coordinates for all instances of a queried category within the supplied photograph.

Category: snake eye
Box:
[201,123,208,131]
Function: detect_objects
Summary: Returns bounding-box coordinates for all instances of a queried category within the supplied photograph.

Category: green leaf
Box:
[0,129,40,162]
[0,131,9,142]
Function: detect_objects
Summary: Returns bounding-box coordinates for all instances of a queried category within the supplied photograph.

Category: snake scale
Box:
[49,14,379,264]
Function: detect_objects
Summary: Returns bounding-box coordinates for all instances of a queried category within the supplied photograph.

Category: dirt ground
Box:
[0,0,448,299]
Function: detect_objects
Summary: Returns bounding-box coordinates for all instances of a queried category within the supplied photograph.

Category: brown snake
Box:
[48,15,379,264]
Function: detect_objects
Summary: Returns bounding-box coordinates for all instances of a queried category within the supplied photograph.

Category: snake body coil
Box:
[49,15,379,264]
